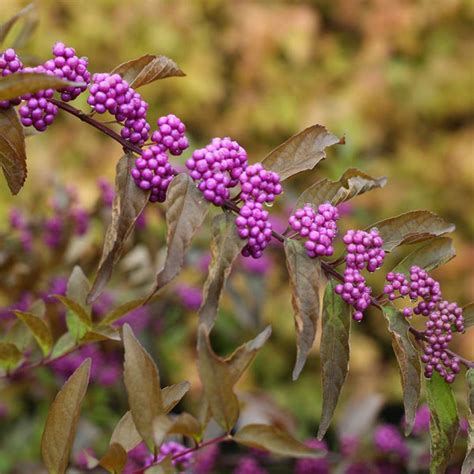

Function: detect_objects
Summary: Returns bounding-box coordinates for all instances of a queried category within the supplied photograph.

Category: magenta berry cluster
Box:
[288,203,339,258]
[186,137,248,206]
[238,163,282,204]
[151,114,189,155]
[335,268,372,321]
[131,145,177,202]
[0,48,23,108]
[235,201,272,259]
[87,73,150,145]
[343,228,385,272]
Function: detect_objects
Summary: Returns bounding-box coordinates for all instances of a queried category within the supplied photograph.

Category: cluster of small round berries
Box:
[288,203,339,258]
[335,268,372,321]
[238,163,282,204]
[156,441,193,469]
[87,73,149,145]
[151,114,189,155]
[186,137,248,206]
[343,228,385,272]
[235,201,273,259]
[0,48,23,108]
[131,144,177,202]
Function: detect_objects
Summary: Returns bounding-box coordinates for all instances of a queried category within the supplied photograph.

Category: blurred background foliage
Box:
[0,0,473,472]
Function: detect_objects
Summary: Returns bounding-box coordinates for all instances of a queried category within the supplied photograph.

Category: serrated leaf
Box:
[370,211,455,252]
[284,239,328,380]
[383,305,421,436]
[0,107,26,195]
[197,325,239,432]
[426,372,459,474]
[233,424,325,458]
[0,73,84,101]
[99,298,147,327]
[295,168,386,211]
[0,3,35,45]
[0,341,22,370]
[99,443,127,474]
[152,173,209,294]
[462,369,474,474]
[262,125,340,181]
[67,266,90,308]
[41,358,91,474]
[318,281,351,440]
[462,303,473,330]
[123,324,164,451]
[162,381,191,414]
[14,311,52,356]
[88,153,149,303]
[128,55,185,88]
[199,212,245,330]
[393,237,456,275]
[110,411,142,452]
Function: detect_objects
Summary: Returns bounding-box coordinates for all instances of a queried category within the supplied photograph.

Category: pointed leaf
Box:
[128,55,185,88]
[463,303,474,330]
[199,212,245,330]
[54,295,91,341]
[197,325,239,432]
[99,443,127,474]
[88,153,149,303]
[262,125,340,181]
[41,358,91,474]
[123,324,164,451]
[14,311,53,356]
[370,211,455,252]
[111,54,157,83]
[162,381,191,414]
[166,412,201,439]
[426,372,459,474]
[318,281,351,439]
[67,266,90,308]
[234,424,325,458]
[284,239,328,380]
[0,107,26,195]
[99,298,147,327]
[144,457,174,474]
[152,173,209,293]
[383,305,421,435]
[0,341,22,370]
[110,411,142,452]
[80,326,121,343]
[462,369,474,474]
[0,3,35,45]
[50,332,75,359]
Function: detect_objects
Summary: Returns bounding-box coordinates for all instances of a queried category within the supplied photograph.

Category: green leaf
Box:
[50,332,75,359]
[162,381,191,414]
[80,327,121,343]
[0,107,26,195]
[462,303,474,330]
[317,281,351,440]
[233,424,325,458]
[14,311,53,356]
[197,325,239,432]
[0,73,84,102]
[88,153,149,303]
[110,411,142,453]
[54,295,91,341]
[426,372,459,474]
[462,369,474,474]
[393,237,456,275]
[0,3,35,45]
[294,168,386,210]
[284,239,328,380]
[0,341,22,371]
[41,358,91,474]
[67,266,90,308]
[98,443,127,474]
[112,54,185,88]
[199,212,245,330]
[262,124,341,181]
[99,298,147,327]
[152,173,209,293]
[123,324,164,452]
[370,211,455,252]
[383,305,421,435]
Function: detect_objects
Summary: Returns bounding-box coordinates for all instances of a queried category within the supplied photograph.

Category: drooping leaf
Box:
[162,381,191,414]
[463,303,474,330]
[295,168,387,211]
[0,341,22,370]
[110,411,142,453]
[41,358,91,474]
[88,153,149,303]
[262,125,340,181]
[233,424,325,458]
[370,211,455,252]
[383,305,421,436]
[426,372,459,474]
[393,237,456,275]
[99,443,127,474]
[0,107,26,195]
[0,73,84,102]
[284,239,328,380]
[67,266,90,308]
[0,3,35,45]
[318,281,351,440]
[123,324,164,451]
[462,369,474,474]
[14,311,52,356]
[199,212,245,330]
[99,299,147,327]
[152,173,209,293]
[197,325,239,432]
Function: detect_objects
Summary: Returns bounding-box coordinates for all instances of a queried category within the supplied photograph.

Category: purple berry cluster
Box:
[236,201,272,259]
[87,73,150,145]
[157,441,193,469]
[186,137,248,206]
[373,425,409,460]
[288,203,339,258]
[151,114,189,155]
[131,144,177,202]
[238,163,282,204]
[335,268,372,322]
[0,48,23,108]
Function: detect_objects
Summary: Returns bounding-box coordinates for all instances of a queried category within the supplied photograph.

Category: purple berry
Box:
[152,114,189,155]
[0,48,23,108]
[343,228,385,272]
[239,162,282,204]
